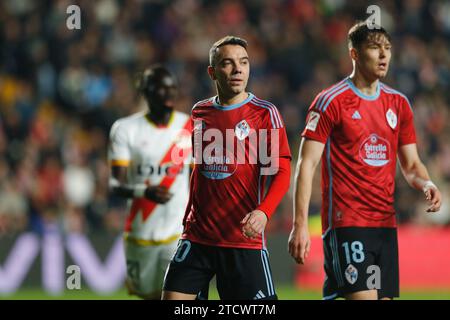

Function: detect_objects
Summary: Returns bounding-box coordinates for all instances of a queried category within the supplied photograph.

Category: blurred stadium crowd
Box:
[0,0,449,237]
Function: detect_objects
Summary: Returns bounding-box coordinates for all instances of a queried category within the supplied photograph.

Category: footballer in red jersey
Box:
[162,36,291,300]
[289,21,441,300]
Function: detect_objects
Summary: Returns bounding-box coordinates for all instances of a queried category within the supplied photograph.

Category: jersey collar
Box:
[345,77,380,101]
[145,110,175,128]
[212,93,254,111]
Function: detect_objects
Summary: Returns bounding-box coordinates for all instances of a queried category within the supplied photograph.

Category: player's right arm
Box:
[108,120,172,203]
[109,165,172,203]
[289,89,338,264]
[397,144,441,213]
[288,138,325,264]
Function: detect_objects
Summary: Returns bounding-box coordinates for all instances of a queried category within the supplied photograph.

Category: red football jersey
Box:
[302,78,417,235]
[182,93,291,249]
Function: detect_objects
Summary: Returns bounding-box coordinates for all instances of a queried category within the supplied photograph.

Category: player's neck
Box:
[146,109,173,126]
[216,91,249,106]
[349,70,379,96]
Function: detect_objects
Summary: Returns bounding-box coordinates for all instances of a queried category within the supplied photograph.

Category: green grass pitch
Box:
[2,285,450,300]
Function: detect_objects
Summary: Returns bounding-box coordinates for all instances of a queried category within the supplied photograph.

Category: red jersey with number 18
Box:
[302,77,417,236]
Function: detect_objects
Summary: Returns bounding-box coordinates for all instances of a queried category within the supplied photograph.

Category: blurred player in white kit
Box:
[108,65,192,299]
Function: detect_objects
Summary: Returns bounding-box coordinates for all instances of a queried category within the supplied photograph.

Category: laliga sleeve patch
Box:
[306,111,320,132]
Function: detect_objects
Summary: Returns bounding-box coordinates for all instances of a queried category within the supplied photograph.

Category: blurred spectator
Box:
[0,0,449,236]
[0,171,28,236]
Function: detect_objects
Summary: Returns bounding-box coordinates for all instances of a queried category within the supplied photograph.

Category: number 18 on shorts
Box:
[322,227,399,300]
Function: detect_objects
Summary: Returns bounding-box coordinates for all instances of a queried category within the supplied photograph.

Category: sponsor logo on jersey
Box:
[386,108,397,129]
[137,163,185,178]
[192,119,280,176]
[345,264,358,285]
[359,134,390,167]
[352,110,362,119]
[200,149,237,180]
[306,111,320,131]
[235,120,250,140]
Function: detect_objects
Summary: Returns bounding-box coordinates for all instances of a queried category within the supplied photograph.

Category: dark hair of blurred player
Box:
[136,65,178,127]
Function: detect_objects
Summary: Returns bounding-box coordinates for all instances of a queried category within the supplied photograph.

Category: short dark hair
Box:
[209,36,248,66]
[135,64,173,95]
[348,21,391,49]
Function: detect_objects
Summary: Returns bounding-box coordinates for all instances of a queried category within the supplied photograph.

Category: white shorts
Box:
[124,236,179,297]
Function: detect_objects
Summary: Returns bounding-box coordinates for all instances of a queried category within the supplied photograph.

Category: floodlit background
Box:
[1,0,450,299]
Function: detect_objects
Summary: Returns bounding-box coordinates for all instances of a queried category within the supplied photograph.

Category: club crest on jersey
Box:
[386,108,397,129]
[235,120,250,140]
[345,264,358,285]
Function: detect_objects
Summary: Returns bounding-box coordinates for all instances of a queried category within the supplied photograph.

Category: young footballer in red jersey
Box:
[162,36,291,300]
[289,21,442,300]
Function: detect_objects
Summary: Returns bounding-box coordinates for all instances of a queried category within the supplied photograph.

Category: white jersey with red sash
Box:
[108,110,192,242]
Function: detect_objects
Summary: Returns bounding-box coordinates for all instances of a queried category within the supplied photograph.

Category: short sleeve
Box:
[398,97,417,146]
[108,120,131,166]
[301,92,338,144]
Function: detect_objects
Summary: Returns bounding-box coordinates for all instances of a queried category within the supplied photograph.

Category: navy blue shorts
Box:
[163,239,277,300]
[323,227,399,299]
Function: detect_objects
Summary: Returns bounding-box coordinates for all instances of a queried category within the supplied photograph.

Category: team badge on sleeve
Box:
[306,111,320,132]
[235,120,250,140]
[386,109,397,129]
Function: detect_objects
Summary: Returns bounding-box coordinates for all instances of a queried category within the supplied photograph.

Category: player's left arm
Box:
[241,157,291,238]
[241,113,292,238]
[398,143,442,213]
